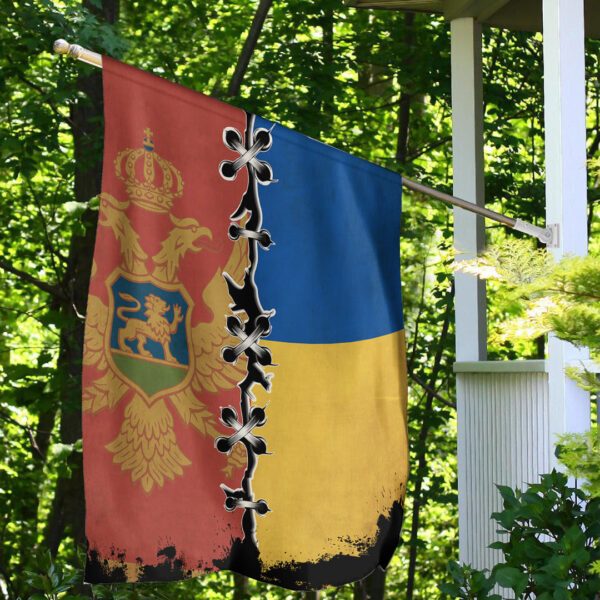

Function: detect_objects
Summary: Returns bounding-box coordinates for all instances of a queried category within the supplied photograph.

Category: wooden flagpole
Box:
[52,38,559,247]
[53,39,102,68]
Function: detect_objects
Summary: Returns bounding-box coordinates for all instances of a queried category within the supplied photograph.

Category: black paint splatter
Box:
[137,545,193,582]
[214,499,405,591]
[84,547,127,583]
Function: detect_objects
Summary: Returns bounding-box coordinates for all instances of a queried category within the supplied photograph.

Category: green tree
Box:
[445,233,600,598]
[3,2,600,600]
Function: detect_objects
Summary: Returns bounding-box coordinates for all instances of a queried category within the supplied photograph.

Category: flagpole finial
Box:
[52,39,103,68]
[53,39,70,55]
[53,39,84,59]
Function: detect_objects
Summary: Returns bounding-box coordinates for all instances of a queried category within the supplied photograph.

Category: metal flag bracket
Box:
[513,220,560,248]
[52,38,561,249]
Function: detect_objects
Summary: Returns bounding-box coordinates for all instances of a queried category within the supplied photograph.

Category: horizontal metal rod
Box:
[51,38,558,247]
[402,177,556,246]
[402,177,515,226]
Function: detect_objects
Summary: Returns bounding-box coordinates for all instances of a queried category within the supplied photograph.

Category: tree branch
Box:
[408,252,430,370]
[406,135,452,161]
[0,304,61,338]
[339,97,402,115]
[6,56,70,125]
[408,369,455,409]
[395,12,415,165]
[406,285,454,600]
[226,0,273,97]
[26,179,68,276]
[0,257,66,299]
[0,555,14,600]
[0,410,45,462]
[545,287,600,301]
[588,128,600,158]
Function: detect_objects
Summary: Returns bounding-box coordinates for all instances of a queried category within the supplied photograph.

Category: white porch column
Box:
[451,17,487,362]
[543,0,591,458]
[451,17,487,567]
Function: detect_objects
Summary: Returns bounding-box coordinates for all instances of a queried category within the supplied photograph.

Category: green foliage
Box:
[491,472,600,599]
[456,237,553,288]
[556,430,600,499]
[438,561,499,599]
[456,238,600,363]
[451,217,600,598]
[2,0,600,599]
[440,472,600,599]
[23,550,85,600]
[1,2,463,598]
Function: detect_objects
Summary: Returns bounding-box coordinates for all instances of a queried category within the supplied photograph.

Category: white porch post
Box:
[451,17,487,362]
[451,17,487,567]
[543,0,591,457]
[450,0,591,573]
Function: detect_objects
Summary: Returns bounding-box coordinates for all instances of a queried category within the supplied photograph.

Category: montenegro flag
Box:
[82,56,408,591]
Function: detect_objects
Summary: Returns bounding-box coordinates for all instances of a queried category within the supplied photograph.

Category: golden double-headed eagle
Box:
[83,129,247,493]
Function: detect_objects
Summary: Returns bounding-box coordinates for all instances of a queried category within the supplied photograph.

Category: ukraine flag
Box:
[248,116,409,586]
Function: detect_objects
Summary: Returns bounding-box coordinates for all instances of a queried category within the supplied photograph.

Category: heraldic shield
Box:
[106,271,194,402]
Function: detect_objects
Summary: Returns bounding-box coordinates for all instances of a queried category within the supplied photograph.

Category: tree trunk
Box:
[320,4,335,134]
[405,287,453,600]
[353,568,386,600]
[396,92,412,164]
[233,573,250,599]
[395,13,415,165]
[227,0,273,97]
[44,0,119,555]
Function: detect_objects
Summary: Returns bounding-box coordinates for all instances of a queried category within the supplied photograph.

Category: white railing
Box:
[455,361,551,571]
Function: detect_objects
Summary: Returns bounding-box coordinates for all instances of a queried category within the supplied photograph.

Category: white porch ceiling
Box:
[346,0,600,39]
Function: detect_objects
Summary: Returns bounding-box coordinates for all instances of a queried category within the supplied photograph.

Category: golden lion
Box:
[116,292,184,364]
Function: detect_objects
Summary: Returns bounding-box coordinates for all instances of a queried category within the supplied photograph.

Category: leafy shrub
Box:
[447,237,600,599]
[439,561,499,599]
[440,471,600,599]
[23,550,86,600]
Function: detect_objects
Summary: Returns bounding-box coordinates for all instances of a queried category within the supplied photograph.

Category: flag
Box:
[82,56,408,591]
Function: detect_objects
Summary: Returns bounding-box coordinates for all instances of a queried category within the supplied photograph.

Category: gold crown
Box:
[115,128,183,213]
